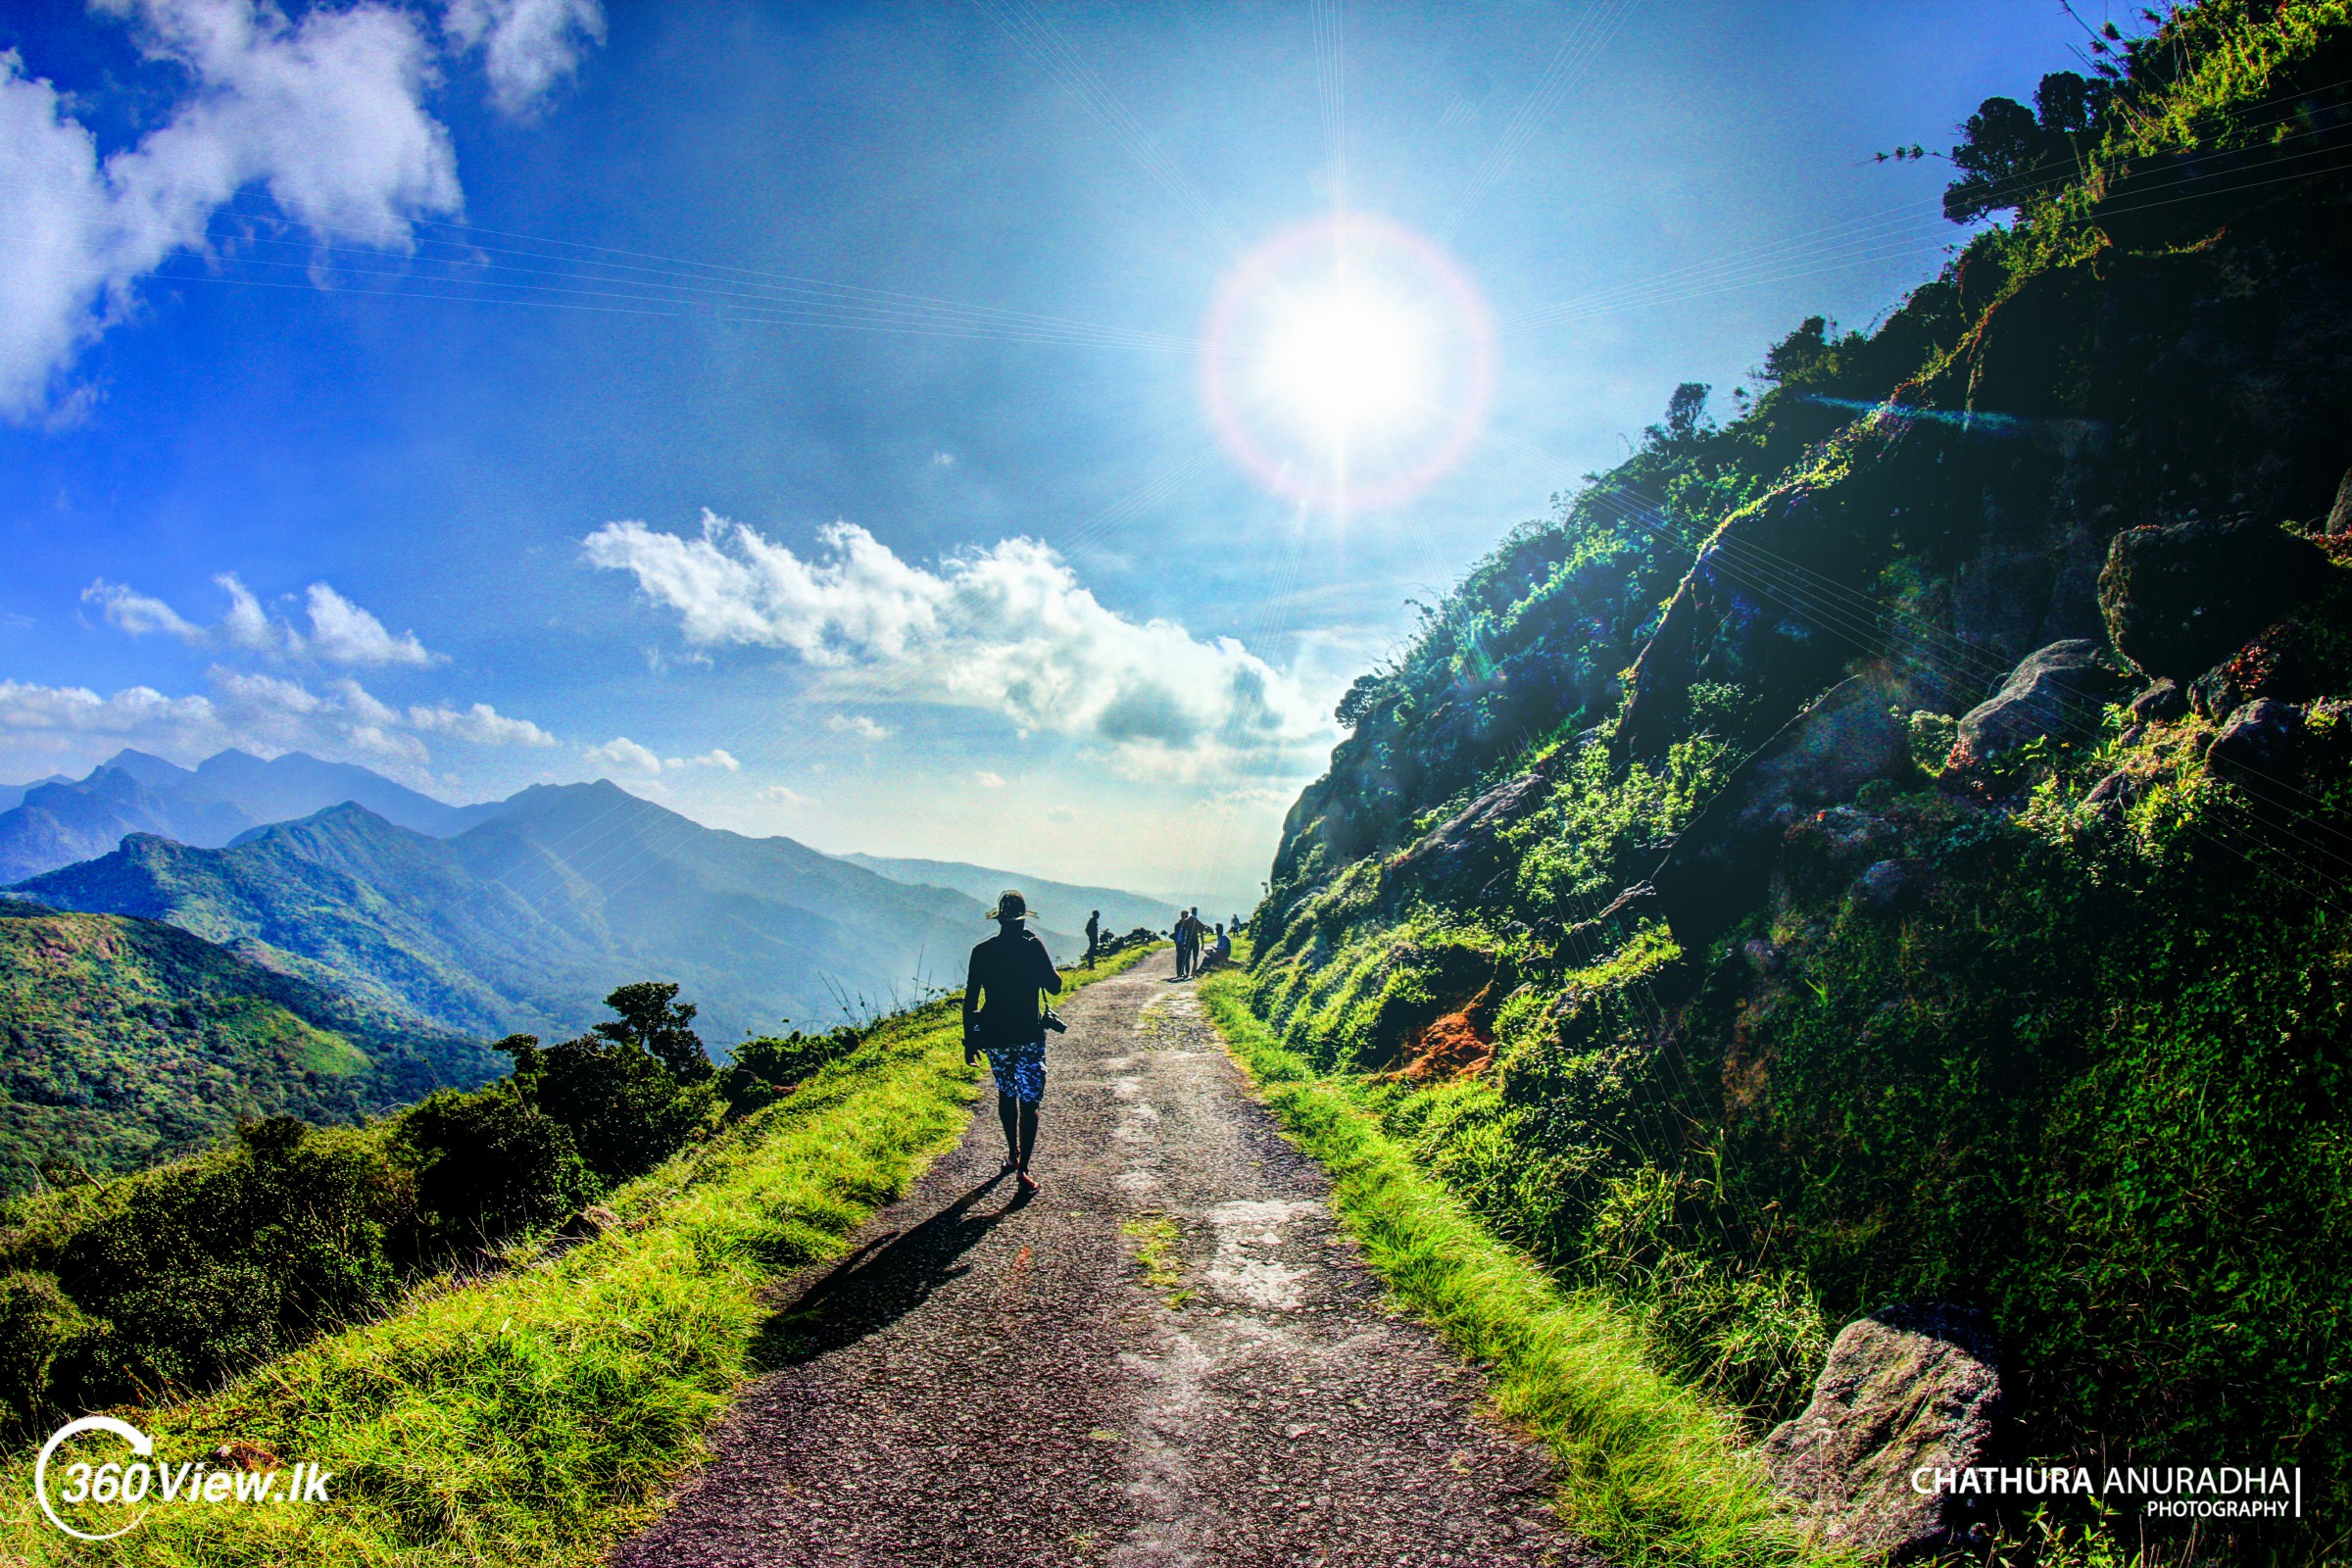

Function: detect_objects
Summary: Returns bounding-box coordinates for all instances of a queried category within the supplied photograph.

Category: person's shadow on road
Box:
[750,1175,1031,1368]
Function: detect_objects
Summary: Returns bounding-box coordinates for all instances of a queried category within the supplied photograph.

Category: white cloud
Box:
[2,0,470,421]
[584,735,662,777]
[218,573,279,653]
[826,712,893,742]
[83,573,441,666]
[583,736,739,777]
[585,512,1336,780]
[212,666,321,716]
[409,701,557,747]
[442,0,604,118]
[302,582,437,666]
[757,783,808,805]
[975,769,1006,789]
[84,579,203,640]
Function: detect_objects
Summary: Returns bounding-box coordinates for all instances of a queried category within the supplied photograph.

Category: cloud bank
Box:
[584,512,1335,780]
[0,668,552,783]
[0,0,604,421]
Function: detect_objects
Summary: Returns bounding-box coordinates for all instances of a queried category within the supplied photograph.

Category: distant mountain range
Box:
[1,747,1194,1052]
[0,748,505,884]
[12,780,1041,1047]
[839,855,1180,940]
[0,775,71,813]
[0,899,499,1192]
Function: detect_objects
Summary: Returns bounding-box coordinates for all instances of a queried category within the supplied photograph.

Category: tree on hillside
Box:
[491,984,722,1183]
[1643,382,1715,449]
[593,981,713,1082]
[1943,71,2107,222]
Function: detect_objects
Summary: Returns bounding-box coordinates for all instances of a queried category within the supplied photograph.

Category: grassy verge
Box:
[1195,961,1836,1568]
[1,947,1157,1566]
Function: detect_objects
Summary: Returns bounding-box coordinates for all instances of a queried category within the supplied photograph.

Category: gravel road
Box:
[611,949,1601,1567]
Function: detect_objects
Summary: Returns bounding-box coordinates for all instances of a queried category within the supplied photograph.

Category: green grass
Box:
[1120,1211,1194,1308]
[0,947,1157,1566]
[1196,959,1838,1568]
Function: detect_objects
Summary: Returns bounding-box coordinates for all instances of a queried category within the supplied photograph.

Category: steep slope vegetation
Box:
[15,784,1009,1045]
[0,900,497,1192]
[1249,4,2352,1556]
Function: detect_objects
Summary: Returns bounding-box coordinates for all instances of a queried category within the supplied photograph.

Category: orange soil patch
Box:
[1392,987,1496,1083]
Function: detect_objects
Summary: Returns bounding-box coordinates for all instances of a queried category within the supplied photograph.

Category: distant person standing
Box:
[1084,908,1102,967]
[962,890,1063,1195]
[1175,907,1198,979]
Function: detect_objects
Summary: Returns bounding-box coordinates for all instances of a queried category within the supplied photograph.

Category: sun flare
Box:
[1259,285,1426,439]
[1201,214,1493,512]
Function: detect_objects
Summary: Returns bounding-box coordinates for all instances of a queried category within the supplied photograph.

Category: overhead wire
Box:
[1439,0,1639,244]
[967,0,1248,258]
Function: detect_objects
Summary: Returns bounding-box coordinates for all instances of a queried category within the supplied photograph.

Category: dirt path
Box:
[612,951,1601,1568]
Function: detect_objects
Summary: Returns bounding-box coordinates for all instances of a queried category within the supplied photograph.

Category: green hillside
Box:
[0,900,498,1192]
[1248,2,2352,1556]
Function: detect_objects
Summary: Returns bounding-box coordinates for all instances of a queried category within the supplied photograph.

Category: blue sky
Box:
[0,0,2090,903]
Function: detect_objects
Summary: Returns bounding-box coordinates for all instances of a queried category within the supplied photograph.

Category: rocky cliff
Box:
[1250,5,2352,1556]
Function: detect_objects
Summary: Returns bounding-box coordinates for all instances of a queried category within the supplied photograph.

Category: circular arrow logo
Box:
[34,1415,154,1542]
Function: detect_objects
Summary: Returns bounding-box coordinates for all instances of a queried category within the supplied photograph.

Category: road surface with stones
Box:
[612,947,1602,1568]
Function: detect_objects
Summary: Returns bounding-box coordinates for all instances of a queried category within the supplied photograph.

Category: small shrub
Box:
[394,1087,595,1250]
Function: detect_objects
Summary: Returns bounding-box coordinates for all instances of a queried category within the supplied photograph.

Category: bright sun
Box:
[1259,286,1425,438]
[1201,214,1493,512]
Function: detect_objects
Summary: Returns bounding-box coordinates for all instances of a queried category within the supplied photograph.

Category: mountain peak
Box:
[101,749,197,789]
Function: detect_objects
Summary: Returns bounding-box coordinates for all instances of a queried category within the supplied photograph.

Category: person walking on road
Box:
[1173,907,1197,979]
[963,890,1063,1195]
[1084,908,1102,967]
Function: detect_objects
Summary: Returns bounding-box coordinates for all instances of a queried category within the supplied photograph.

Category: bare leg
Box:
[1016,1102,1041,1190]
[997,1092,1020,1171]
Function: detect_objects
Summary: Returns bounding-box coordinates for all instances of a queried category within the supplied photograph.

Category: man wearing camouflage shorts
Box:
[962,889,1064,1195]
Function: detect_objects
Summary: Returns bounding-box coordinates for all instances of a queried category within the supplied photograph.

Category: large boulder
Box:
[1389,747,1573,894]
[2127,677,2188,722]
[1649,669,1910,948]
[2097,515,2328,680]
[2204,698,2306,779]
[1764,1304,2003,1559]
[1954,640,2134,760]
